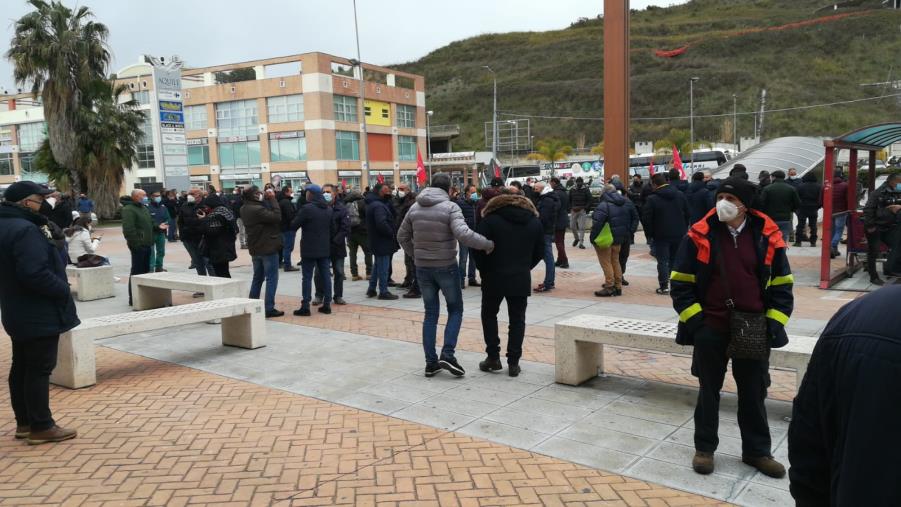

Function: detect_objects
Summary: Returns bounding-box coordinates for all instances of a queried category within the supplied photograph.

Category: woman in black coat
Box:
[200,195,238,277]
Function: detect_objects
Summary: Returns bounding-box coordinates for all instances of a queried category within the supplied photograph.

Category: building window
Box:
[19,152,36,173]
[216,99,259,137]
[398,136,417,161]
[336,131,360,160]
[339,176,362,191]
[397,105,416,128]
[333,95,358,122]
[138,117,154,144]
[267,94,303,123]
[218,141,261,170]
[270,135,307,162]
[395,75,415,90]
[132,90,150,105]
[187,145,210,165]
[136,145,155,168]
[184,105,208,131]
[331,62,355,78]
[0,153,12,175]
[17,122,46,152]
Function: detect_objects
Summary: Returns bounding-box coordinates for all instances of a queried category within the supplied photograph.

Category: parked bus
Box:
[627,149,729,180]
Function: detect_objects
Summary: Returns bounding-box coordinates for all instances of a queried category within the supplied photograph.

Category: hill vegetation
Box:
[394,0,901,152]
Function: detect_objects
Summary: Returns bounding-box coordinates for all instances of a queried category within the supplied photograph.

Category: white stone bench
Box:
[50,297,265,389]
[555,315,816,389]
[131,272,249,310]
[66,265,115,301]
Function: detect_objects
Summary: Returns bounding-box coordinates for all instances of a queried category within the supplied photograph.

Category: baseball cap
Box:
[4,181,52,202]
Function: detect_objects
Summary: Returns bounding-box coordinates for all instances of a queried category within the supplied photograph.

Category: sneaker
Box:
[293,307,311,317]
[318,305,332,315]
[508,363,521,377]
[692,451,714,475]
[468,279,481,287]
[621,278,629,286]
[352,275,363,281]
[402,290,421,299]
[578,243,586,249]
[478,356,502,372]
[572,239,579,247]
[425,362,441,377]
[439,357,465,377]
[655,287,670,295]
[27,425,76,445]
[366,289,377,298]
[742,455,786,479]
[378,293,399,300]
[265,309,285,318]
[192,292,205,298]
[334,297,347,305]
[15,425,29,439]
[312,297,323,306]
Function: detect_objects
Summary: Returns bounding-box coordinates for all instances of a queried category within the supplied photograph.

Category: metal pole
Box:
[352,0,370,181]
[483,66,497,162]
[732,94,737,152]
[426,111,432,184]
[689,77,697,172]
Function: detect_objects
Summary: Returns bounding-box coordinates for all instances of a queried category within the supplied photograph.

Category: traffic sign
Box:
[157,90,182,100]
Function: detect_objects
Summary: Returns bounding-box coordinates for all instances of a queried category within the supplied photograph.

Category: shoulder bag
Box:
[715,248,770,360]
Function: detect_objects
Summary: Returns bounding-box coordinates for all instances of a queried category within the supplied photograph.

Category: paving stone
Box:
[556,425,658,456]
[627,457,749,500]
[533,436,638,474]
[604,399,694,426]
[335,391,413,415]
[482,406,583,435]
[456,419,551,450]
[733,481,795,505]
[528,385,620,410]
[578,412,680,440]
[647,441,757,480]
[391,404,476,431]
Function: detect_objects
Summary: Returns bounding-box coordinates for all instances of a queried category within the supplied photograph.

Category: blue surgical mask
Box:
[323,193,333,203]
[141,197,149,205]
[470,192,479,201]
[153,196,162,204]
[895,183,901,192]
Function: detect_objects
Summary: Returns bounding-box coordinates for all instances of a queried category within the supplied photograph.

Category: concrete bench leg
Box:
[555,338,603,386]
[221,308,265,349]
[50,331,97,389]
[133,284,172,310]
[71,266,115,301]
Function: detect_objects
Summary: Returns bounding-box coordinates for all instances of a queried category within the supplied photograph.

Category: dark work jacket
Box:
[862,183,901,231]
[642,184,690,242]
[291,196,333,259]
[789,286,901,507]
[569,185,592,211]
[537,191,560,235]
[759,180,800,222]
[279,195,297,232]
[669,209,794,348]
[0,203,79,339]
[200,205,238,264]
[161,196,178,220]
[240,199,282,256]
[590,192,639,246]
[553,186,570,230]
[685,180,714,225]
[472,194,544,297]
[365,194,398,256]
[148,201,170,227]
[329,200,350,259]
[456,197,478,229]
[177,201,205,243]
[796,173,823,213]
[670,179,689,193]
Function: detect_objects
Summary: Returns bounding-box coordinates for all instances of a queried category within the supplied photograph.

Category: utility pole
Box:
[483,66,497,163]
[426,110,433,184]
[351,0,370,182]
[690,77,699,172]
[757,88,767,139]
[732,93,738,152]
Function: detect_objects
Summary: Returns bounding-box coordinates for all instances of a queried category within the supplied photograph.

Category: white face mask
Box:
[716,199,740,222]
[396,191,406,199]
[186,195,196,204]
[45,197,57,209]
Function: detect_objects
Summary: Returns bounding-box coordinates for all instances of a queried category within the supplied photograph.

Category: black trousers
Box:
[211,261,231,278]
[795,209,818,243]
[348,230,372,277]
[867,226,901,276]
[128,245,152,305]
[403,253,418,288]
[8,335,59,431]
[692,326,772,457]
[619,239,631,275]
[481,291,527,364]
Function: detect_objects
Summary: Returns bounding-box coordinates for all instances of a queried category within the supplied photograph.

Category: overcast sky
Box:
[1,0,687,92]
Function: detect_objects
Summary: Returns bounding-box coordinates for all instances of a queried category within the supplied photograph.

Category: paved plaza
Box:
[1,226,862,506]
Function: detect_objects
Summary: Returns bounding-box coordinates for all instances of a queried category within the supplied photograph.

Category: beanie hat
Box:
[305,184,322,195]
[715,176,757,210]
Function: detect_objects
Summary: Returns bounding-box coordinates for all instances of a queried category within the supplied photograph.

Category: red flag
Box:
[672,145,686,180]
[493,159,501,178]
[341,179,347,189]
[416,149,427,186]
[648,156,655,176]
[376,173,385,184]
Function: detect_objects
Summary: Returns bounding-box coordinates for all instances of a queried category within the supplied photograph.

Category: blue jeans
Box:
[458,242,477,282]
[417,264,463,364]
[315,257,345,299]
[368,255,391,295]
[249,253,280,312]
[167,217,177,241]
[831,213,848,249]
[654,239,680,289]
[776,221,792,243]
[302,257,331,306]
[542,234,555,287]
[282,230,297,269]
[183,239,212,276]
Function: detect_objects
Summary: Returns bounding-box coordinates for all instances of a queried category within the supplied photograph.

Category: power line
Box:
[497,92,901,122]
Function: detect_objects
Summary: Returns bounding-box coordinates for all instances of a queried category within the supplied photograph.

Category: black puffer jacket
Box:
[553,186,570,230]
[789,286,901,506]
[642,184,690,242]
[537,191,560,235]
[200,196,238,264]
[472,194,544,297]
[0,202,79,339]
[291,194,334,259]
[590,191,639,245]
[796,172,822,213]
[177,200,205,242]
[685,180,714,225]
[329,200,350,259]
[569,184,592,212]
[456,196,477,229]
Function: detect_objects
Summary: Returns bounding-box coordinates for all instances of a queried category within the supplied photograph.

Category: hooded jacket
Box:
[537,190,560,235]
[589,191,639,246]
[397,187,493,268]
[0,202,80,339]
[685,179,714,224]
[642,184,690,242]
[796,172,823,213]
[120,196,154,249]
[365,192,398,256]
[788,286,901,507]
[291,192,334,259]
[670,208,794,347]
[553,185,570,230]
[472,194,545,297]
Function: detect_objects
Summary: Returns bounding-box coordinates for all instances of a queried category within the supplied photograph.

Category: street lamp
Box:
[689,77,699,173]
[732,94,738,153]
[351,0,370,181]
[426,110,434,183]
[483,65,497,162]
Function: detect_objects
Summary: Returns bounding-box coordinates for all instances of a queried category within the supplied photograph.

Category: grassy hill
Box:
[394,0,901,152]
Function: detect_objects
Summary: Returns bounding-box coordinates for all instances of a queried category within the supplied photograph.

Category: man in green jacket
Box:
[759,170,800,243]
[121,189,155,305]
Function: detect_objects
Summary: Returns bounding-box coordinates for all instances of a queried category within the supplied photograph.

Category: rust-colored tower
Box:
[603,0,629,181]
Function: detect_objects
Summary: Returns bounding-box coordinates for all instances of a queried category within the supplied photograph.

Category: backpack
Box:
[347,199,363,228]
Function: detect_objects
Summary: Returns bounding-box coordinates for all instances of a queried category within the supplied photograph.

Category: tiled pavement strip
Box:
[0,226,860,505]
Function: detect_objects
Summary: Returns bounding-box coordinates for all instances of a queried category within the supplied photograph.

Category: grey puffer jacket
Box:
[397,187,494,268]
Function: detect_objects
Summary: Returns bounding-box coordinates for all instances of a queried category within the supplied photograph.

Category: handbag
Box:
[592,204,614,248]
[715,249,770,360]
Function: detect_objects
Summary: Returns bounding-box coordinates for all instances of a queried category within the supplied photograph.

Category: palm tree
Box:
[590,141,604,156]
[7,0,111,195]
[653,128,700,157]
[528,139,574,163]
